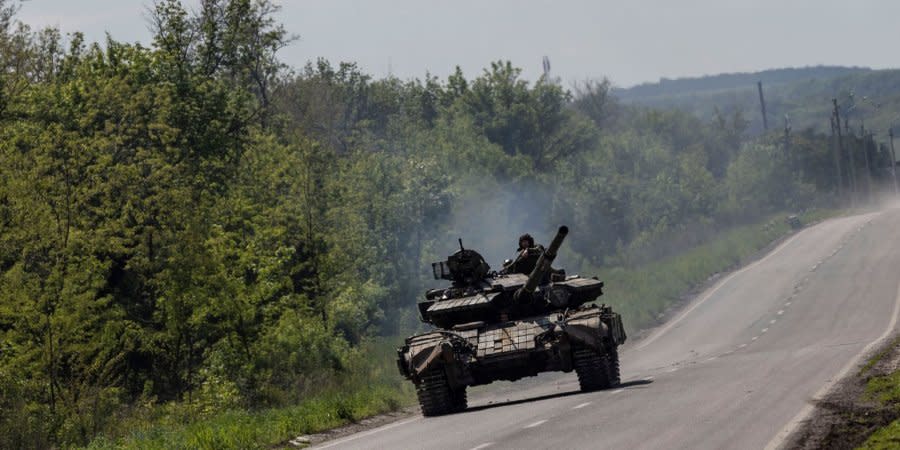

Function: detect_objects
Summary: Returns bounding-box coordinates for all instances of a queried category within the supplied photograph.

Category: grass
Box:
[857,344,900,449]
[865,370,900,406]
[88,385,409,450]
[860,419,900,449]
[84,340,416,450]
[84,208,839,449]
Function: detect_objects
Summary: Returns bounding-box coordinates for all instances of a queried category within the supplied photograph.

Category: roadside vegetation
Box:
[857,340,900,449]
[0,1,890,448]
[84,340,414,450]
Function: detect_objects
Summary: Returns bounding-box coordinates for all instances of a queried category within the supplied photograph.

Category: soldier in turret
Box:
[502,233,543,275]
[503,233,566,281]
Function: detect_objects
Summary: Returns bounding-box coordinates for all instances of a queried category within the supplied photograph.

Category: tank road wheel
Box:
[416,369,466,416]
[573,346,619,391]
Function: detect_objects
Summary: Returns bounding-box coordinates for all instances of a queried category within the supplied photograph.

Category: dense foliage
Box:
[0,1,891,447]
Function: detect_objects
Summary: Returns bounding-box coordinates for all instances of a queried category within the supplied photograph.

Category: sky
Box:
[15,0,900,88]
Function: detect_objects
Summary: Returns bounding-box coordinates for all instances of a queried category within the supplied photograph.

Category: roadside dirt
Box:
[786,334,900,449]
[283,407,419,448]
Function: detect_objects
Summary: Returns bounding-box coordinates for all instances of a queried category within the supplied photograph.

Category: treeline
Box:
[0,1,890,447]
[614,65,870,101]
[616,66,900,136]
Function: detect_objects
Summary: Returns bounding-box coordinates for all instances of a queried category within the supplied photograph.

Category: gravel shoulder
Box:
[786,335,900,449]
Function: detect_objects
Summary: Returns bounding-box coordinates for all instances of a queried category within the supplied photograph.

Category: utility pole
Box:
[831,115,843,197]
[757,81,768,131]
[845,119,858,200]
[834,98,855,206]
[783,114,792,164]
[861,125,872,203]
[891,127,898,195]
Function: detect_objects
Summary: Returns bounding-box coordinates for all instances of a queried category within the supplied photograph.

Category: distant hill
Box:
[612,66,900,137]
[614,66,871,101]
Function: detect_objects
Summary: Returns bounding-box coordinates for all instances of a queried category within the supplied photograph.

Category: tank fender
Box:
[564,313,607,352]
[411,341,454,378]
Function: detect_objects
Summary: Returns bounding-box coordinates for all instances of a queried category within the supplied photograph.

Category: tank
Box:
[397,226,627,416]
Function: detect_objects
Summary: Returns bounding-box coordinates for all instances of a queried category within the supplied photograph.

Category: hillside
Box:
[613,66,900,136]
[614,66,870,100]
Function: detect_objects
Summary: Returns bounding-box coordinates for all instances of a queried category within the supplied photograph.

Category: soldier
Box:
[503,233,566,280]
[503,233,542,275]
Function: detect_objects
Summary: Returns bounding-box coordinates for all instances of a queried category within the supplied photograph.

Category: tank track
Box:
[416,368,467,416]
[573,346,620,391]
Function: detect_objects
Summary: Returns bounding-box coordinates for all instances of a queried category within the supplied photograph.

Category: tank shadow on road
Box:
[461,379,653,414]
[620,378,654,389]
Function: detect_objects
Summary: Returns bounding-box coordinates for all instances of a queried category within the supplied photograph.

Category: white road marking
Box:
[705,356,717,362]
[739,344,747,348]
[313,417,423,449]
[770,319,777,324]
[611,389,625,394]
[777,310,785,315]
[762,328,769,333]
[634,230,809,351]
[469,443,494,450]
[524,420,547,429]
[573,402,591,409]
[765,276,900,450]
[751,336,759,341]
[785,301,792,307]
[667,367,678,373]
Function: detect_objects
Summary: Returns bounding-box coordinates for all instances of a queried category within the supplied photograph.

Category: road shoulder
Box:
[787,334,900,449]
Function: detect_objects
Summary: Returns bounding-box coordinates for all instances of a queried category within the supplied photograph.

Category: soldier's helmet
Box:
[518,233,534,251]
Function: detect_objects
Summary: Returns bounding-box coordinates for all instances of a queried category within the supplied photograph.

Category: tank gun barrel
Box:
[516,226,568,301]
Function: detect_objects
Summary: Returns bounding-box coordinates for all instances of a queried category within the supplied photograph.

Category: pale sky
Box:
[16,0,900,87]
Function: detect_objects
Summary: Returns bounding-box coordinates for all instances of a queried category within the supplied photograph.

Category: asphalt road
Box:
[315,209,900,450]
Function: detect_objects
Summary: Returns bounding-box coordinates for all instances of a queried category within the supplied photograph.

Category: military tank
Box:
[397,226,626,416]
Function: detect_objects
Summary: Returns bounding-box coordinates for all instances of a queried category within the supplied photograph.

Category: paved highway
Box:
[315,209,900,450]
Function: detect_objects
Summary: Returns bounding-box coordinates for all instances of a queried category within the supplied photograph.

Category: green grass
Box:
[865,369,900,405]
[858,343,900,449]
[84,340,416,450]
[860,419,900,449]
[87,385,409,450]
